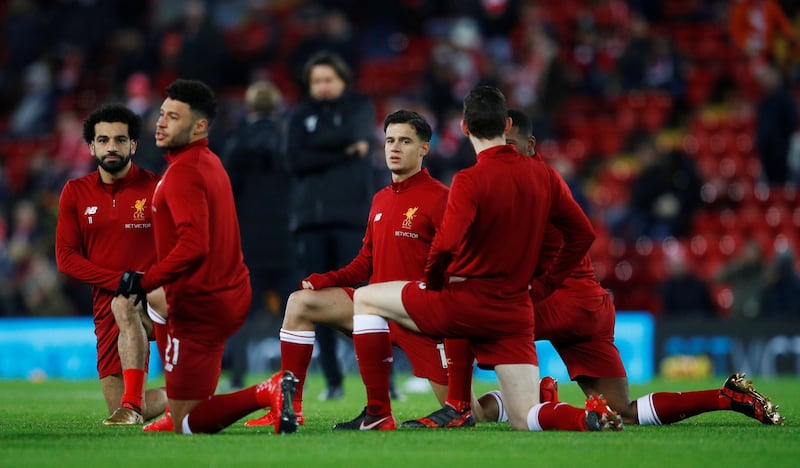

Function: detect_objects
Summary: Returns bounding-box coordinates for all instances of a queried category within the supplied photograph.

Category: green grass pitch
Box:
[1,373,797,467]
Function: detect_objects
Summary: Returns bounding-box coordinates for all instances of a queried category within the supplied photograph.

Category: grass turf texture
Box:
[1,374,797,467]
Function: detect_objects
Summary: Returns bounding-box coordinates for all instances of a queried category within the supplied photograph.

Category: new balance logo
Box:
[84,206,98,215]
[374,213,383,222]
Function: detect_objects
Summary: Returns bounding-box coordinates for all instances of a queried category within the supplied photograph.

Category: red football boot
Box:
[254,370,300,434]
[143,409,173,433]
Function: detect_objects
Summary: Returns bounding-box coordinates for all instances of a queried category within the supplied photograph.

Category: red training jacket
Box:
[143,138,249,305]
[56,164,160,319]
[310,168,448,288]
[426,144,595,295]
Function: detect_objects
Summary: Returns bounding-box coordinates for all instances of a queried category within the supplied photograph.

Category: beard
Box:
[97,153,131,174]
[160,124,194,149]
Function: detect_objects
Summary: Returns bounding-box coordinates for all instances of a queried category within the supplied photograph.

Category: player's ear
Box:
[131,140,138,155]
[194,118,209,136]
[460,119,469,137]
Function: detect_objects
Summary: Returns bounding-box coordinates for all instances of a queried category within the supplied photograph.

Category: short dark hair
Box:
[82,103,142,143]
[383,110,433,142]
[508,109,533,138]
[302,50,353,88]
[166,78,217,123]
[463,85,507,140]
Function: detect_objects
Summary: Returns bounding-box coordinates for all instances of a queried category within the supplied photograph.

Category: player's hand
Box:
[529,278,554,303]
[115,271,146,307]
[301,273,333,290]
[345,140,369,158]
[423,271,444,291]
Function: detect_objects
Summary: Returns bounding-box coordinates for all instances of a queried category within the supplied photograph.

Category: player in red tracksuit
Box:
[340,86,622,432]
[56,103,167,425]
[473,109,784,427]
[245,109,451,429]
[112,79,297,435]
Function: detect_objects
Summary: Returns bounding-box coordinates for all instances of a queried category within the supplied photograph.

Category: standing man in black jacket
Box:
[286,50,376,400]
[222,80,296,389]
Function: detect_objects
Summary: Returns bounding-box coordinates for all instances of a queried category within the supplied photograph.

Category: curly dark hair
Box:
[82,103,142,143]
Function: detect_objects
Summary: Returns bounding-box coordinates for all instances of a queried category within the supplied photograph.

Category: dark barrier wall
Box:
[656,318,800,377]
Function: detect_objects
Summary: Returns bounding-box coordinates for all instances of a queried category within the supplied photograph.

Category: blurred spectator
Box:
[613,138,704,239]
[173,1,227,88]
[618,19,685,101]
[503,6,564,138]
[9,60,57,137]
[221,1,281,85]
[5,199,73,316]
[7,199,44,269]
[0,212,15,316]
[760,248,800,317]
[729,0,798,64]
[19,250,75,316]
[286,51,376,400]
[644,36,686,101]
[123,73,164,173]
[715,240,768,319]
[754,65,798,185]
[221,80,295,389]
[657,247,717,318]
[288,7,361,90]
[617,15,651,91]
[2,0,48,78]
[421,17,489,131]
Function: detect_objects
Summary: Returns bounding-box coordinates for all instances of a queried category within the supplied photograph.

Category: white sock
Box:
[526,402,547,431]
[279,328,315,345]
[352,314,389,334]
[181,415,193,435]
[484,390,509,423]
[637,394,662,425]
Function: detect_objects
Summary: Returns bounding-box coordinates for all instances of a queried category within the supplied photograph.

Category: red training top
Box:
[530,154,605,298]
[143,138,250,309]
[425,144,595,295]
[56,164,160,319]
[308,168,448,288]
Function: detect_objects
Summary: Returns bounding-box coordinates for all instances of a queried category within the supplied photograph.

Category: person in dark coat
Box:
[221,80,296,389]
[286,51,376,400]
[755,66,798,185]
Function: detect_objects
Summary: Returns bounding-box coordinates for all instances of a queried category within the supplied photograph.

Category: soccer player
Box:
[474,109,784,427]
[114,79,296,435]
[341,86,622,432]
[55,103,167,425]
[245,109,453,429]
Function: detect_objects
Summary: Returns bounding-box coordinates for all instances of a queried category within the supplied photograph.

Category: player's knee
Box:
[284,290,313,323]
[352,287,370,313]
[111,296,138,325]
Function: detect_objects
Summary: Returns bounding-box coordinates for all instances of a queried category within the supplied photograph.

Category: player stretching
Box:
[472,109,784,427]
[56,103,167,426]
[246,109,455,429]
[114,79,297,434]
[341,86,622,432]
